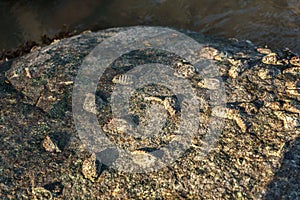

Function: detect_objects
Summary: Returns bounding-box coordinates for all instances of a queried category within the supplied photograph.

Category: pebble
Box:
[83,93,98,114]
[198,78,220,90]
[42,135,61,153]
[289,56,300,67]
[199,47,219,60]
[256,48,272,55]
[82,153,99,182]
[174,60,196,78]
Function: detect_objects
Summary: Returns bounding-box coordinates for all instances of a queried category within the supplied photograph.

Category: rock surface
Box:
[0,27,299,199]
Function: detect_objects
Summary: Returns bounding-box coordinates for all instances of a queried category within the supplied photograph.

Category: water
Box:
[0,0,299,53]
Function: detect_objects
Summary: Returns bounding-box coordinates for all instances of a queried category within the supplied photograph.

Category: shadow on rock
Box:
[265,137,300,199]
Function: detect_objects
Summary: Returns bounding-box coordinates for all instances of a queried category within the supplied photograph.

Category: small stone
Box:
[30,46,41,53]
[211,106,247,132]
[50,39,60,45]
[32,187,53,199]
[163,97,177,117]
[83,93,98,114]
[58,81,74,85]
[24,67,32,78]
[144,96,163,103]
[198,78,220,90]
[238,102,258,114]
[42,135,61,153]
[285,81,300,96]
[236,191,245,200]
[199,47,219,60]
[174,60,196,78]
[211,106,230,119]
[228,58,242,67]
[81,30,92,34]
[283,67,300,75]
[264,102,281,111]
[233,116,247,133]
[289,56,300,67]
[103,118,134,134]
[144,96,177,116]
[82,153,99,182]
[274,111,299,130]
[257,69,269,80]
[228,65,239,79]
[262,53,281,65]
[256,48,272,55]
[283,103,300,115]
[131,150,157,168]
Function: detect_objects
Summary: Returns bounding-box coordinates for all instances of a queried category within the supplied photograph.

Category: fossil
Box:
[3,27,300,199]
[211,106,248,132]
[131,150,157,167]
[112,74,136,85]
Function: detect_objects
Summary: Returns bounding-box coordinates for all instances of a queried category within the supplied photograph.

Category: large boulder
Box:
[0,27,299,199]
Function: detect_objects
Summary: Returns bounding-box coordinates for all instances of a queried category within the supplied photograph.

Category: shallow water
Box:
[0,0,299,53]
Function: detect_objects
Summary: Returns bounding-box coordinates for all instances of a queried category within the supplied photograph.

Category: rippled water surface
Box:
[0,0,299,53]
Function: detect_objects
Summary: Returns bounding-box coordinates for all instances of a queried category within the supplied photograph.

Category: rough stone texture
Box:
[0,27,299,199]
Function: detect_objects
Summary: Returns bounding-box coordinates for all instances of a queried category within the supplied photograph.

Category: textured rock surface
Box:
[0,27,299,199]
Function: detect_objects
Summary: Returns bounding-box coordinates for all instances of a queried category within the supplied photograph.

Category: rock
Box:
[42,135,61,153]
[0,27,299,199]
[82,153,99,182]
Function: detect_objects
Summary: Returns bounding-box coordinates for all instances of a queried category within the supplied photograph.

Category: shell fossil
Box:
[174,60,196,78]
[112,74,136,85]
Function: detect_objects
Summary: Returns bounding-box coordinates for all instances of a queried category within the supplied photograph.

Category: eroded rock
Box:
[0,27,299,199]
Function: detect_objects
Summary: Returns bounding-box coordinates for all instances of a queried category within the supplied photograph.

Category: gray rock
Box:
[0,27,299,199]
